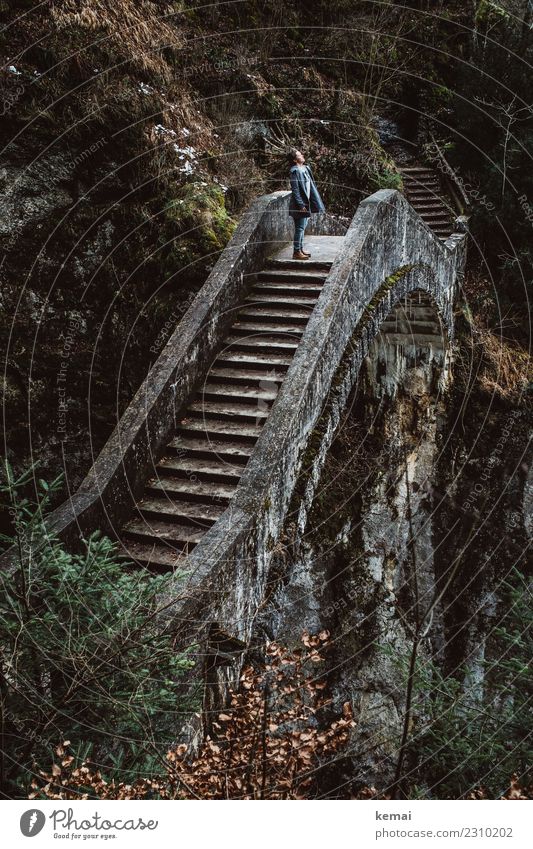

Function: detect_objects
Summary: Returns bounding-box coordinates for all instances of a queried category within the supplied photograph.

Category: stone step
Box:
[406,186,442,195]
[411,199,448,208]
[238,306,311,322]
[418,208,453,218]
[117,539,187,571]
[419,217,453,227]
[404,177,440,185]
[412,201,449,209]
[208,365,287,383]
[256,268,327,282]
[226,335,299,353]
[407,189,442,198]
[409,195,445,206]
[411,201,451,211]
[137,496,225,524]
[147,474,237,502]
[215,349,293,366]
[122,517,206,548]
[405,185,441,194]
[200,381,279,401]
[252,281,323,295]
[403,172,440,181]
[405,179,440,187]
[176,417,263,439]
[418,222,451,230]
[414,212,450,221]
[267,259,332,271]
[252,277,324,295]
[401,166,438,174]
[187,399,270,419]
[232,319,304,335]
[417,206,452,215]
[244,293,319,308]
[157,456,245,482]
[168,434,255,459]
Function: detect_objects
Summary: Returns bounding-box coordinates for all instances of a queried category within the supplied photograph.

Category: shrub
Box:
[32,631,355,799]
[386,569,533,799]
[0,463,194,798]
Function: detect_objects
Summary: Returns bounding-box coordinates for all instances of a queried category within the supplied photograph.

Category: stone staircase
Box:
[399,165,455,240]
[0,189,466,605]
[119,252,333,570]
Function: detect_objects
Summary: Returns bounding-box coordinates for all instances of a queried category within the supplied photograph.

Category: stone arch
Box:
[363,288,451,404]
[155,191,467,646]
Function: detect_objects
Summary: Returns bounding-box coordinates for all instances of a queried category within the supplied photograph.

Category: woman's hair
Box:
[287,147,299,166]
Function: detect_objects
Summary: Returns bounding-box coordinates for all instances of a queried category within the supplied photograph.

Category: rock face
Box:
[0,144,175,498]
[252,294,451,790]
[0,156,74,238]
[251,297,531,796]
[0,4,236,506]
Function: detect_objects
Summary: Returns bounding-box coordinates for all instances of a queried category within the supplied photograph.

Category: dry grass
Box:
[461,270,531,400]
[457,316,531,402]
[51,0,180,79]
[473,324,532,399]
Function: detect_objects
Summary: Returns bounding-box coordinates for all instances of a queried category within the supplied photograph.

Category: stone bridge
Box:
[1,188,468,672]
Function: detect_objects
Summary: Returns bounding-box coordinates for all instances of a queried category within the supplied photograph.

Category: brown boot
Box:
[292,250,310,260]
[301,250,311,257]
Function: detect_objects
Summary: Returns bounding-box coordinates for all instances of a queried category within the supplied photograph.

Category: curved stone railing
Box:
[157,189,468,650]
[0,191,346,572]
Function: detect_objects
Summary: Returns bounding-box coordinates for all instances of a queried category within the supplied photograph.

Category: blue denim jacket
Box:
[289,164,326,218]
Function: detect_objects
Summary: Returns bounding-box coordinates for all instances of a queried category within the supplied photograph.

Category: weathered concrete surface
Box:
[157,190,467,670]
[271,235,345,264]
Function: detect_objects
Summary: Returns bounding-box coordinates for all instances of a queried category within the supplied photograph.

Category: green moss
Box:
[475,0,510,26]
[371,168,404,192]
[161,181,236,281]
[363,264,419,316]
[164,182,232,229]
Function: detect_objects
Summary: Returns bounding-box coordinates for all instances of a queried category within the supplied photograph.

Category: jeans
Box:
[293,216,308,252]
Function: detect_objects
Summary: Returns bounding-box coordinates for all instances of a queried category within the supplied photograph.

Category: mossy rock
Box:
[161,180,236,281]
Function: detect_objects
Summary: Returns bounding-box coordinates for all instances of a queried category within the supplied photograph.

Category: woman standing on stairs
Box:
[288,148,326,260]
